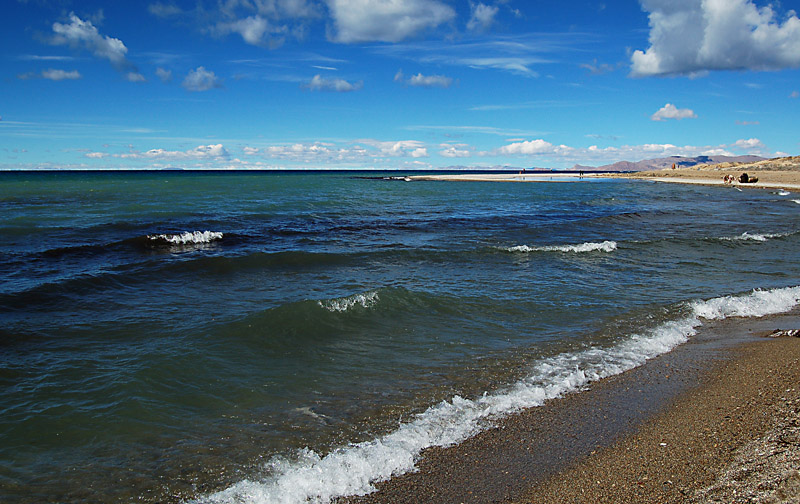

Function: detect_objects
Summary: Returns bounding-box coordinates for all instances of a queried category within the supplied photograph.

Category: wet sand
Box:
[339,314,800,504]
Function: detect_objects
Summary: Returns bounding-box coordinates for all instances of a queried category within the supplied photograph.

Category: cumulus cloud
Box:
[467,2,499,32]
[651,103,697,121]
[358,140,429,158]
[497,139,557,155]
[305,74,363,92]
[394,70,453,88]
[439,144,471,157]
[632,0,800,77]
[183,67,223,91]
[120,144,230,160]
[326,0,456,43]
[51,13,135,71]
[243,146,260,155]
[733,138,766,150]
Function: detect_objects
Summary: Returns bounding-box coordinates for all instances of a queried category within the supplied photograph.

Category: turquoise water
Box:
[1,171,799,503]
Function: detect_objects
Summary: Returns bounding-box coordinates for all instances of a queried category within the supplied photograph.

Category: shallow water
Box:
[1,171,799,503]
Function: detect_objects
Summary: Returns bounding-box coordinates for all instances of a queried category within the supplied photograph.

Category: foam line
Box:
[195,285,800,504]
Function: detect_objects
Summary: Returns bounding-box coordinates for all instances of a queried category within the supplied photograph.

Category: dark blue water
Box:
[1,171,799,503]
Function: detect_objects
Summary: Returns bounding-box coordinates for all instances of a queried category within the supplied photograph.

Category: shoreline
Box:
[339,312,800,504]
[600,168,800,191]
[407,169,800,190]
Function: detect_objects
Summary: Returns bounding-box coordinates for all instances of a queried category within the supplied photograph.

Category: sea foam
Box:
[505,240,617,254]
[723,232,790,242]
[195,285,800,504]
[148,231,224,244]
[318,291,380,312]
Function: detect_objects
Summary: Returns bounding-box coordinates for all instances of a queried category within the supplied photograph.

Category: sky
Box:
[1,0,799,170]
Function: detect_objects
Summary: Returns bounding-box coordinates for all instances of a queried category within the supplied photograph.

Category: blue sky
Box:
[1,0,799,170]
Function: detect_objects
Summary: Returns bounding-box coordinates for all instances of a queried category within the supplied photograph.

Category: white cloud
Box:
[148,2,183,18]
[125,72,146,82]
[580,59,616,75]
[183,67,223,91]
[243,146,260,155]
[651,103,697,121]
[156,67,172,82]
[497,139,556,155]
[439,144,471,157]
[215,15,288,47]
[85,152,109,159]
[632,0,800,77]
[40,69,82,80]
[120,144,230,160]
[467,2,499,32]
[326,0,456,43]
[305,74,363,92]
[733,138,766,150]
[394,70,453,88]
[373,35,563,77]
[51,13,132,70]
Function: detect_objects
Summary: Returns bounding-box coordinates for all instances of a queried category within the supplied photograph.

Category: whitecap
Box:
[148,231,223,244]
[318,291,379,312]
[193,285,800,504]
[723,232,789,242]
[505,240,617,254]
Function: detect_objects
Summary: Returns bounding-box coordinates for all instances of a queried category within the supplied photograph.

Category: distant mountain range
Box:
[573,155,766,172]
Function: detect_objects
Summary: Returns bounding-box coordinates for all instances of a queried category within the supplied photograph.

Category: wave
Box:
[194,285,800,504]
[147,231,223,245]
[503,240,617,254]
[318,291,380,312]
[792,200,800,205]
[721,231,792,242]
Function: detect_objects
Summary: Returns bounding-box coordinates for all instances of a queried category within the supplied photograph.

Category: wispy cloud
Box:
[394,70,453,88]
[304,74,362,92]
[469,100,586,112]
[406,124,547,137]
[373,33,582,77]
[18,69,82,81]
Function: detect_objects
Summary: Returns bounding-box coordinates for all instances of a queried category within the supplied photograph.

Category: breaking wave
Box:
[193,285,800,504]
[318,291,380,312]
[503,240,617,254]
[722,232,791,242]
[147,231,224,245]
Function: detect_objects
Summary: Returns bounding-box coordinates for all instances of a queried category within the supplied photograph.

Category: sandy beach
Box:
[340,314,800,504]
[606,168,800,191]
[409,158,800,191]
